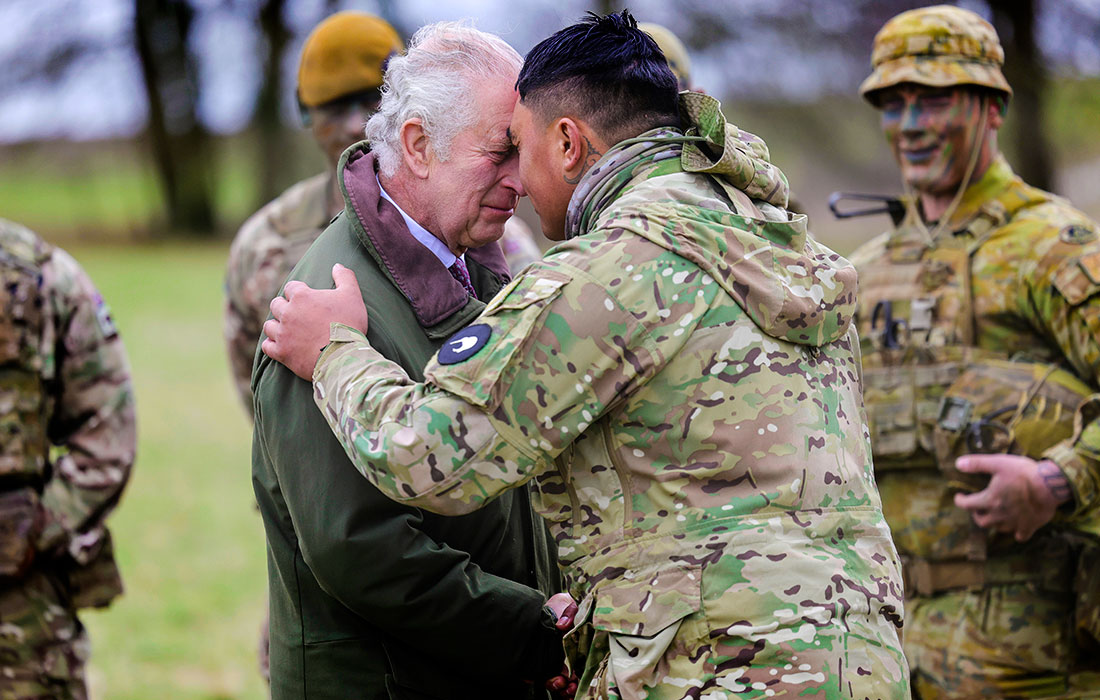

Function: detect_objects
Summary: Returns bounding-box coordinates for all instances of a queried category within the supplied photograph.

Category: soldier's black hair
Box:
[516,10,681,145]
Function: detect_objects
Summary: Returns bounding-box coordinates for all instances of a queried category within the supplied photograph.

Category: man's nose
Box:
[501,155,526,197]
[900,101,924,134]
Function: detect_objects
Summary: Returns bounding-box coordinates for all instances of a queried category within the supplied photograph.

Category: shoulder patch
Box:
[437,324,491,365]
[94,294,118,338]
[1060,224,1097,245]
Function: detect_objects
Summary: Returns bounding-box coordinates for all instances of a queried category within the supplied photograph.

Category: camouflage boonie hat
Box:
[860,5,1012,102]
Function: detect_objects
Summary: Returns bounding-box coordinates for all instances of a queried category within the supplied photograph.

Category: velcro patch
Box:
[437,324,491,365]
[1060,224,1098,245]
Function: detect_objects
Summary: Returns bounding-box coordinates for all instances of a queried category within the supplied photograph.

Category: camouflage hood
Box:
[564,93,858,346]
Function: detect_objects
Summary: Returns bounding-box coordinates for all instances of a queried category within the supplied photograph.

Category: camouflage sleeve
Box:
[224,218,288,418]
[313,260,663,515]
[1029,230,1100,520]
[37,248,136,554]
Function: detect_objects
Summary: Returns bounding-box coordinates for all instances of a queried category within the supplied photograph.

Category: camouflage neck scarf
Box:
[565,92,791,240]
[564,127,685,240]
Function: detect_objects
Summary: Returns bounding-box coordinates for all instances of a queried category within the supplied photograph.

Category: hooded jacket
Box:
[310,96,909,698]
[251,144,562,700]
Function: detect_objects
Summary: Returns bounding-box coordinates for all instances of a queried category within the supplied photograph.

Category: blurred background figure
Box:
[638,21,693,91]
[0,217,135,698]
[224,10,403,418]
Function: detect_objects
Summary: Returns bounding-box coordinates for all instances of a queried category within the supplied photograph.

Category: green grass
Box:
[66,241,266,700]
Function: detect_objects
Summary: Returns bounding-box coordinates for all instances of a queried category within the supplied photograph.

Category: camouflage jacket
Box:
[0,218,135,605]
[225,172,335,417]
[310,95,909,697]
[849,156,1100,559]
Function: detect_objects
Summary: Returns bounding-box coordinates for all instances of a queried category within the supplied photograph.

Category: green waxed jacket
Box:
[251,145,562,700]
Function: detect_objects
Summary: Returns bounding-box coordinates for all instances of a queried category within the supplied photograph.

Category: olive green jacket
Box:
[252,145,561,700]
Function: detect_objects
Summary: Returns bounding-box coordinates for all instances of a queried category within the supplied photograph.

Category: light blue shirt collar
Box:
[377,174,462,268]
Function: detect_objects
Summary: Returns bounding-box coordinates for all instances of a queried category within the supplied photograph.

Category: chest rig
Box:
[858,203,1008,471]
[0,230,51,484]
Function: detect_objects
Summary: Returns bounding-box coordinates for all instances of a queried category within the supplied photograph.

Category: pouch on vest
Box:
[63,527,124,609]
[931,360,1091,493]
[863,346,995,470]
[1075,541,1100,658]
[0,487,43,579]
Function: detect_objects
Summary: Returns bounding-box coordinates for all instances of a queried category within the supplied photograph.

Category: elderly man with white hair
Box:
[251,22,565,700]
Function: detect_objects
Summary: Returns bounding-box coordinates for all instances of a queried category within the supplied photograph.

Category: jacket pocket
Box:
[583,563,704,700]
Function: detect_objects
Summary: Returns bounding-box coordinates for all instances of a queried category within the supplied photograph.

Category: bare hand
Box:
[953,455,1069,542]
[261,264,368,380]
[545,592,578,632]
[544,593,579,699]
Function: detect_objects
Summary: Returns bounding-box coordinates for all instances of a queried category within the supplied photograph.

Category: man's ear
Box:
[557,117,588,182]
[987,97,1006,131]
[399,119,431,179]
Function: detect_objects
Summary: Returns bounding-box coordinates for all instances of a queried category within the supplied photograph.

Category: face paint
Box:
[878,85,985,197]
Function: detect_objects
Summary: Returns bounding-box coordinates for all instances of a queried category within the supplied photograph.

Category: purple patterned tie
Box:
[448,258,477,299]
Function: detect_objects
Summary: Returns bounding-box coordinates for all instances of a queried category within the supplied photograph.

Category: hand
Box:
[545,592,577,632]
[262,264,368,380]
[953,455,1070,542]
[546,665,578,700]
[543,592,579,698]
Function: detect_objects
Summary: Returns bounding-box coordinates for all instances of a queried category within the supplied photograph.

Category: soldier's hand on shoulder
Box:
[262,264,368,380]
[953,455,1069,541]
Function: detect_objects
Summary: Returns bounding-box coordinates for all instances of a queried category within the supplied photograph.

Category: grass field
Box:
[68,241,267,700]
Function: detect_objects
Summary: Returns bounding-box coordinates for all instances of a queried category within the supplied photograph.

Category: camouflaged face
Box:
[311,118,909,698]
[860,4,1011,99]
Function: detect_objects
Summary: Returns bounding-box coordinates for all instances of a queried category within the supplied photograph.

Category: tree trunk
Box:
[133,0,216,235]
[256,0,289,205]
[990,0,1054,191]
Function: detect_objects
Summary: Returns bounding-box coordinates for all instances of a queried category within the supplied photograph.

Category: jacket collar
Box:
[338,143,511,329]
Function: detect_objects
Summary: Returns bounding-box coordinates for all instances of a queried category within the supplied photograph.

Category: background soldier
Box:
[0,218,136,698]
[849,5,1100,697]
[262,11,909,699]
[224,11,404,416]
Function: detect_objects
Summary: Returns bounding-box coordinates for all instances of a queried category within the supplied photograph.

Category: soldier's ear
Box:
[399,118,431,178]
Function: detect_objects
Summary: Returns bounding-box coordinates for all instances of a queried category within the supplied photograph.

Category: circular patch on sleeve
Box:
[437,324,492,365]
[1059,224,1097,245]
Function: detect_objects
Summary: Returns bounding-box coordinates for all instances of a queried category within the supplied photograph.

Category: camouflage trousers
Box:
[566,608,910,699]
[907,583,1100,698]
[0,571,88,700]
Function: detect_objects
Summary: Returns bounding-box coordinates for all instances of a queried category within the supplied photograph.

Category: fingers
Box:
[263,318,280,344]
[332,263,360,290]
[269,295,288,320]
[260,336,280,362]
[953,488,991,512]
[955,454,998,474]
[283,280,308,300]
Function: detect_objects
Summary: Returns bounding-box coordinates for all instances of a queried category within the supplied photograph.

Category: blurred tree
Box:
[133,0,216,235]
[990,0,1053,191]
[255,0,289,205]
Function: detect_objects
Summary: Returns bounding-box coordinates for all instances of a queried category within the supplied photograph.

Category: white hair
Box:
[365,21,522,178]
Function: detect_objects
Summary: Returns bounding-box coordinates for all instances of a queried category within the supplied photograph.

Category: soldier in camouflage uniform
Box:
[263,12,909,699]
[849,5,1100,697]
[0,218,135,699]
